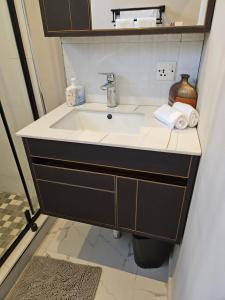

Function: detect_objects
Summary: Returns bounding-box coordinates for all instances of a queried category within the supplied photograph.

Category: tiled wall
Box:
[62,33,204,106]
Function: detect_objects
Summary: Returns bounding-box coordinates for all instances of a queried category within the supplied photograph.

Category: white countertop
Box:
[17,103,201,156]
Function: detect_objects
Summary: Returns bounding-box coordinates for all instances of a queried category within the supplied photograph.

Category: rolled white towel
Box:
[154,104,188,130]
[115,18,134,29]
[120,9,158,19]
[135,17,156,28]
[173,102,199,127]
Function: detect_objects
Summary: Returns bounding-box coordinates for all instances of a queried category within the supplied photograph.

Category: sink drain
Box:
[107,114,112,119]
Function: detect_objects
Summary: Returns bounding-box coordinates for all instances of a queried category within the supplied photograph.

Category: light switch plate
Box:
[157,62,176,81]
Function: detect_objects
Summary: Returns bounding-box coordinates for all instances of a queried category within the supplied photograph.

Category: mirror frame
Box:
[41,0,216,37]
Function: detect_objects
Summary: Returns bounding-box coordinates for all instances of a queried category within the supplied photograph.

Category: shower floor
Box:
[0,192,29,258]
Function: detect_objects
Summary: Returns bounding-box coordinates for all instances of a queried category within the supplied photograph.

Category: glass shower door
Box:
[0,108,32,260]
[0,0,40,219]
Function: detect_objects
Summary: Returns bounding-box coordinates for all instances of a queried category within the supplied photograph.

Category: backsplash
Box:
[61,34,204,106]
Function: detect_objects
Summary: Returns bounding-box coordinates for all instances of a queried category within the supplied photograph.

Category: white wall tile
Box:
[62,34,203,106]
[176,41,203,85]
[181,33,205,41]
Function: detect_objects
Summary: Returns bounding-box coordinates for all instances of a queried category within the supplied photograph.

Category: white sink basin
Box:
[51,109,145,135]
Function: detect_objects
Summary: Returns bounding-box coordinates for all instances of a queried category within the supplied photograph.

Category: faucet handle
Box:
[99,72,115,82]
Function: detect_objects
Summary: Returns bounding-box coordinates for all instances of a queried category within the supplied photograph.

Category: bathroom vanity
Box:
[18,103,201,244]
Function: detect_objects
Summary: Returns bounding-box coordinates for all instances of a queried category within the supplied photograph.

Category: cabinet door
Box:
[70,0,91,30]
[40,0,71,32]
[136,180,186,241]
[37,180,115,227]
[117,177,137,230]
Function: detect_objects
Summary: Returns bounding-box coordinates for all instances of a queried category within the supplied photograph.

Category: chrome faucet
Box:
[99,73,117,108]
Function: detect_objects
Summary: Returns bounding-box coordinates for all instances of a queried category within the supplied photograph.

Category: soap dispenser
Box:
[66,77,85,106]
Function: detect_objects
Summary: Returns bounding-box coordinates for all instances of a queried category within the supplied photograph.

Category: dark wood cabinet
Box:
[23,138,200,244]
[136,181,185,240]
[70,0,91,31]
[34,164,116,227]
[33,164,115,191]
[39,0,91,34]
[39,0,71,32]
[37,179,115,227]
[116,177,186,241]
[25,138,192,178]
[117,177,137,231]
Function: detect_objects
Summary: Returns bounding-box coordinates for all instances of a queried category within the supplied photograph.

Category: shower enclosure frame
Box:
[0,100,40,267]
[6,0,39,121]
[0,0,43,267]
[0,102,35,214]
[0,102,41,267]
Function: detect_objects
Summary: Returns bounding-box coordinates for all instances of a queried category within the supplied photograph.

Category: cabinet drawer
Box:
[25,139,192,177]
[37,180,115,227]
[33,164,115,191]
[136,180,186,241]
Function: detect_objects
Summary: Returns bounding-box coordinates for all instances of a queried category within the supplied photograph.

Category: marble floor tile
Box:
[134,275,167,296]
[34,218,168,299]
[132,275,167,300]
[133,290,167,300]
[95,266,136,300]
[137,262,169,283]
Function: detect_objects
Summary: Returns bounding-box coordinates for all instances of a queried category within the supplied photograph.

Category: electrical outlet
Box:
[157,62,176,81]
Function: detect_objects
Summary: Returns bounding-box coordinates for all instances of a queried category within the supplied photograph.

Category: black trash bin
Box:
[132,235,173,268]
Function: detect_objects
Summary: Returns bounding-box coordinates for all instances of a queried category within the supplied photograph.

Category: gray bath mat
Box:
[6,256,102,300]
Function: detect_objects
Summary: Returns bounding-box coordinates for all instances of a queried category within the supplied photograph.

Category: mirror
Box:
[38,0,216,37]
[90,0,210,30]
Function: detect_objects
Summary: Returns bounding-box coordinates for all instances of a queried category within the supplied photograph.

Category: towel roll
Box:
[135,17,156,28]
[154,104,188,130]
[115,18,134,29]
[173,102,199,127]
[120,9,158,19]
